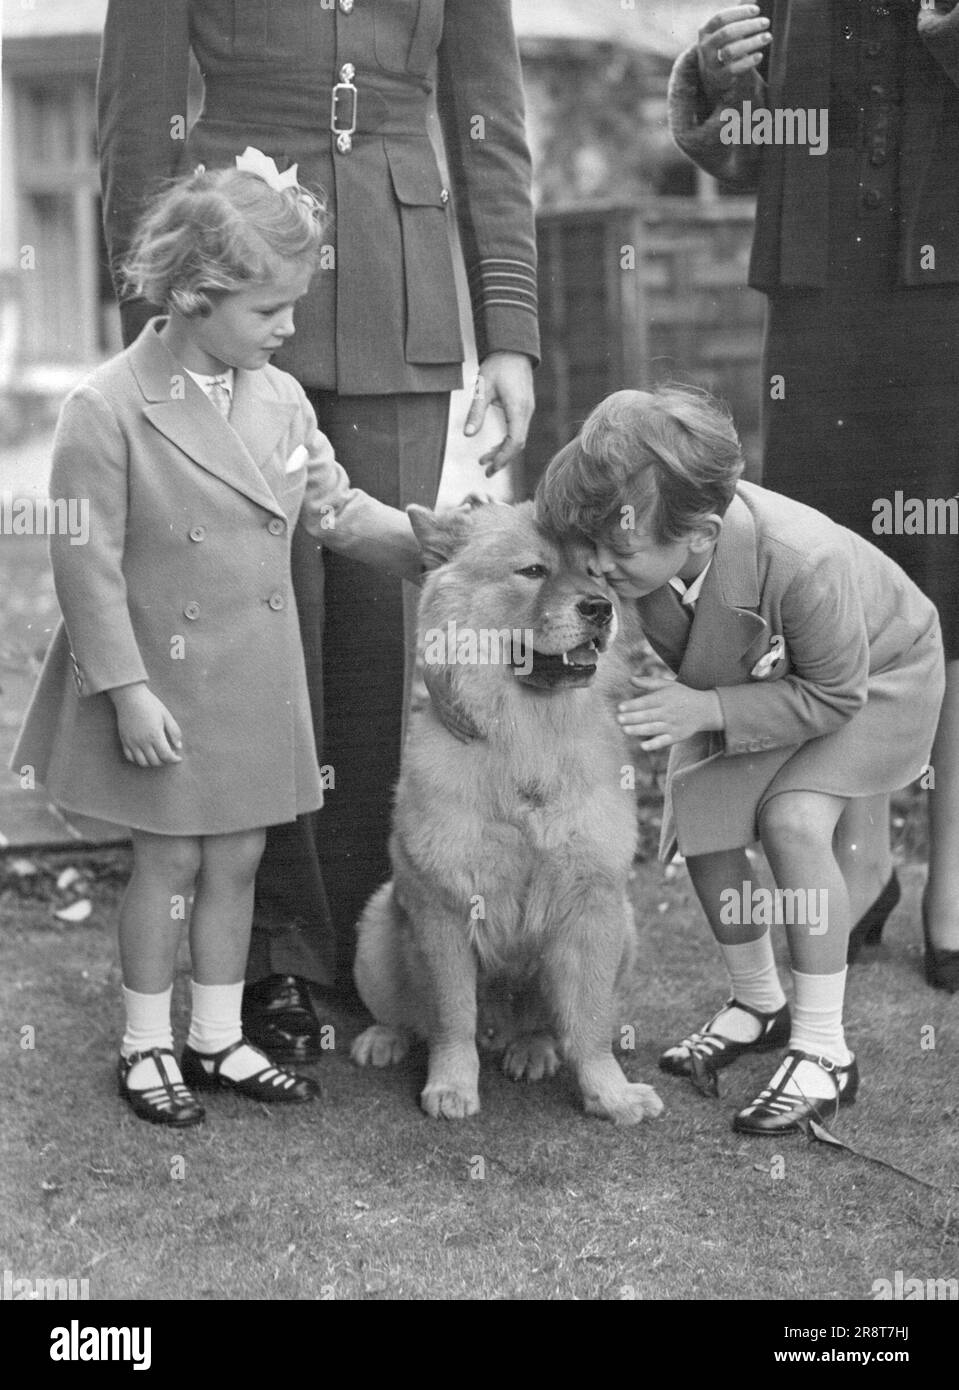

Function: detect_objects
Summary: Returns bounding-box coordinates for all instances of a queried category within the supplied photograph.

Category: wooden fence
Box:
[523,196,766,491]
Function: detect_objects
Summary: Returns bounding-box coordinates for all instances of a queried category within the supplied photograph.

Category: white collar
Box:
[669,557,713,608]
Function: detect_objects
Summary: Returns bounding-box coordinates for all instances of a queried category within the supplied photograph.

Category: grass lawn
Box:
[2,845,957,1303]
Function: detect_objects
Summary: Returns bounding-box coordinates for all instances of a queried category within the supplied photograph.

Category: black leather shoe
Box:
[118,1048,205,1127]
[659,998,790,1077]
[923,907,959,993]
[181,1039,319,1104]
[733,1048,859,1135]
[847,871,900,963]
[242,974,323,1063]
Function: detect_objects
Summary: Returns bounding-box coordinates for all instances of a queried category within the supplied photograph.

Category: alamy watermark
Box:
[719,880,828,934]
[719,102,828,157]
[424,621,534,676]
[872,491,959,536]
[2,1267,90,1300]
[0,492,89,545]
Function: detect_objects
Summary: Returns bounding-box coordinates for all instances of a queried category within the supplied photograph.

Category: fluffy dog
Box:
[350,502,663,1125]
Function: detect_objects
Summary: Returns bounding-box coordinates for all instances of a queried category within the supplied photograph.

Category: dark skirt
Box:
[762,281,959,661]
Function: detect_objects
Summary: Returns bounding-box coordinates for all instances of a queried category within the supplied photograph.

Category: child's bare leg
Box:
[189,828,266,984]
[184,829,313,1090]
[833,793,893,926]
[661,849,787,1069]
[119,831,202,1091]
[760,791,850,975]
[925,659,959,949]
[752,792,854,1095]
[120,831,202,992]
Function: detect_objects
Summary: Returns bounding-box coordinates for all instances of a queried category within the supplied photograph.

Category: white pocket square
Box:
[284,445,309,475]
[750,634,787,680]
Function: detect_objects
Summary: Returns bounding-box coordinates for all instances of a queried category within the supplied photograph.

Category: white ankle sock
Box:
[789,968,852,1068]
[121,985,178,1090]
[709,935,788,1042]
[188,981,266,1081]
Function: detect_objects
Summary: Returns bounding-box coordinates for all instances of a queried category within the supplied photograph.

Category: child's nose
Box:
[275,308,296,338]
[594,546,617,574]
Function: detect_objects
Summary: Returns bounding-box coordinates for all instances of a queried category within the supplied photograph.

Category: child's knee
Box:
[132,831,203,889]
[204,828,267,882]
[759,796,834,853]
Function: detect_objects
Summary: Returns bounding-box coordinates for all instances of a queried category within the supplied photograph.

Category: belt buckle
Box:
[331,63,358,153]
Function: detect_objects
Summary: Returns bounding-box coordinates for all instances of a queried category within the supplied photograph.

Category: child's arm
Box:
[49,386,181,765]
[294,393,423,582]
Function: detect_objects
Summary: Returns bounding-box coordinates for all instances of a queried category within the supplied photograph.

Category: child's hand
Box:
[109,683,183,766]
[617,676,724,751]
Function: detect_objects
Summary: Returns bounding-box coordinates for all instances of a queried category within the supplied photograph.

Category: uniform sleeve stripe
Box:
[472,298,539,314]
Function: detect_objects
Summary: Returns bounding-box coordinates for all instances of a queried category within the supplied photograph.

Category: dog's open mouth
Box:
[513,639,600,690]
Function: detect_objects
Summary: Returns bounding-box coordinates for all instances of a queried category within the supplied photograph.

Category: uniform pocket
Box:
[386,141,462,364]
[374,0,445,76]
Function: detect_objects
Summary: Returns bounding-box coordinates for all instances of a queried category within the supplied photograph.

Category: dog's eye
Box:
[515,565,548,580]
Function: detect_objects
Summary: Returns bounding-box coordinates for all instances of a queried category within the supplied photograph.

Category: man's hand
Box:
[109,682,183,766]
[617,675,724,751]
[464,351,535,477]
[917,1,959,41]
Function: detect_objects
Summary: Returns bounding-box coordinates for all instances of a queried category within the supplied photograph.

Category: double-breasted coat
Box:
[97,0,540,391]
[635,482,945,861]
[11,322,422,836]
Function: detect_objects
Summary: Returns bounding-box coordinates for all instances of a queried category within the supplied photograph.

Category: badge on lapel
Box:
[750,634,786,680]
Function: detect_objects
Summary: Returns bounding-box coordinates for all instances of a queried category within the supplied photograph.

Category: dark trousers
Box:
[248,391,450,989]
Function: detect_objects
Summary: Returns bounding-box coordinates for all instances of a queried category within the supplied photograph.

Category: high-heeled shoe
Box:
[846,870,900,964]
[922,909,959,994]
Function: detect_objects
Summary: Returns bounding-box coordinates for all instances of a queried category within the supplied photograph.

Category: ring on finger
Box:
[716,45,728,66]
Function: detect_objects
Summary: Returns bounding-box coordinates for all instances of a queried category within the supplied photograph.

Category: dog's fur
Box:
[350,502,663,1125]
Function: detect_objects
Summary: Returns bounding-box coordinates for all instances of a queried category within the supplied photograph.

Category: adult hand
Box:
[109,682,183,766]
[917,1,959,41]
[617,676,724,752]
[464,351,535,478]
[697,5,772,101]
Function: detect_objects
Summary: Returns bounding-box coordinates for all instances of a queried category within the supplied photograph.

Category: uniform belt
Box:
[202,72,432,139]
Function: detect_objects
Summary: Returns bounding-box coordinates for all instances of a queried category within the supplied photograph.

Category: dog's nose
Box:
[576,595,613,626]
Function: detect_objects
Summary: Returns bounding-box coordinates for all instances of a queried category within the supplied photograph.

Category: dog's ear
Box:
[406,504,475,570]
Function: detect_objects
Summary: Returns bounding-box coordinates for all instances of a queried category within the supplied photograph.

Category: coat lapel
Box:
[128,321,290,518]
[677,493,768,689]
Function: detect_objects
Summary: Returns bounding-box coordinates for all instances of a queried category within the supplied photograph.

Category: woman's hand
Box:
[697,5,772,100]
[617,676,724,752]
[109,682,183,766]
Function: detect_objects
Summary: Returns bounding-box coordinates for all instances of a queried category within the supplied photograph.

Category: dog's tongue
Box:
[566,642,596,667]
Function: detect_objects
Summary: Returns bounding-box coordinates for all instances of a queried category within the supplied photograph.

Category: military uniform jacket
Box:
[12,321,423,836]
[636,483,944,861]
[98,0,540,392]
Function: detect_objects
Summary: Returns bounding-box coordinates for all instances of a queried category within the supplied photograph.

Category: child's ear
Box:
[689,514,723,552]
[406,505,475,570]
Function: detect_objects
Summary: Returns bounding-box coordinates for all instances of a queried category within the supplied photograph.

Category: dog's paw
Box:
[350,1024,410,1068]
[584,1081,665,1126]
[420,1083,480,1120]
[502,1034,561,1082]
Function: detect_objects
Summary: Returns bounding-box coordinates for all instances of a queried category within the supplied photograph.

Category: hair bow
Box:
[235,146,300,191]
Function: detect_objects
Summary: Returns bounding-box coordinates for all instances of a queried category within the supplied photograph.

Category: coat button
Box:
[184,602,200,621]
[189,525,206,542]
[268,593,285,611]
[863,188,882,209]
[339,0,354,11]
[268,518,286,535]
